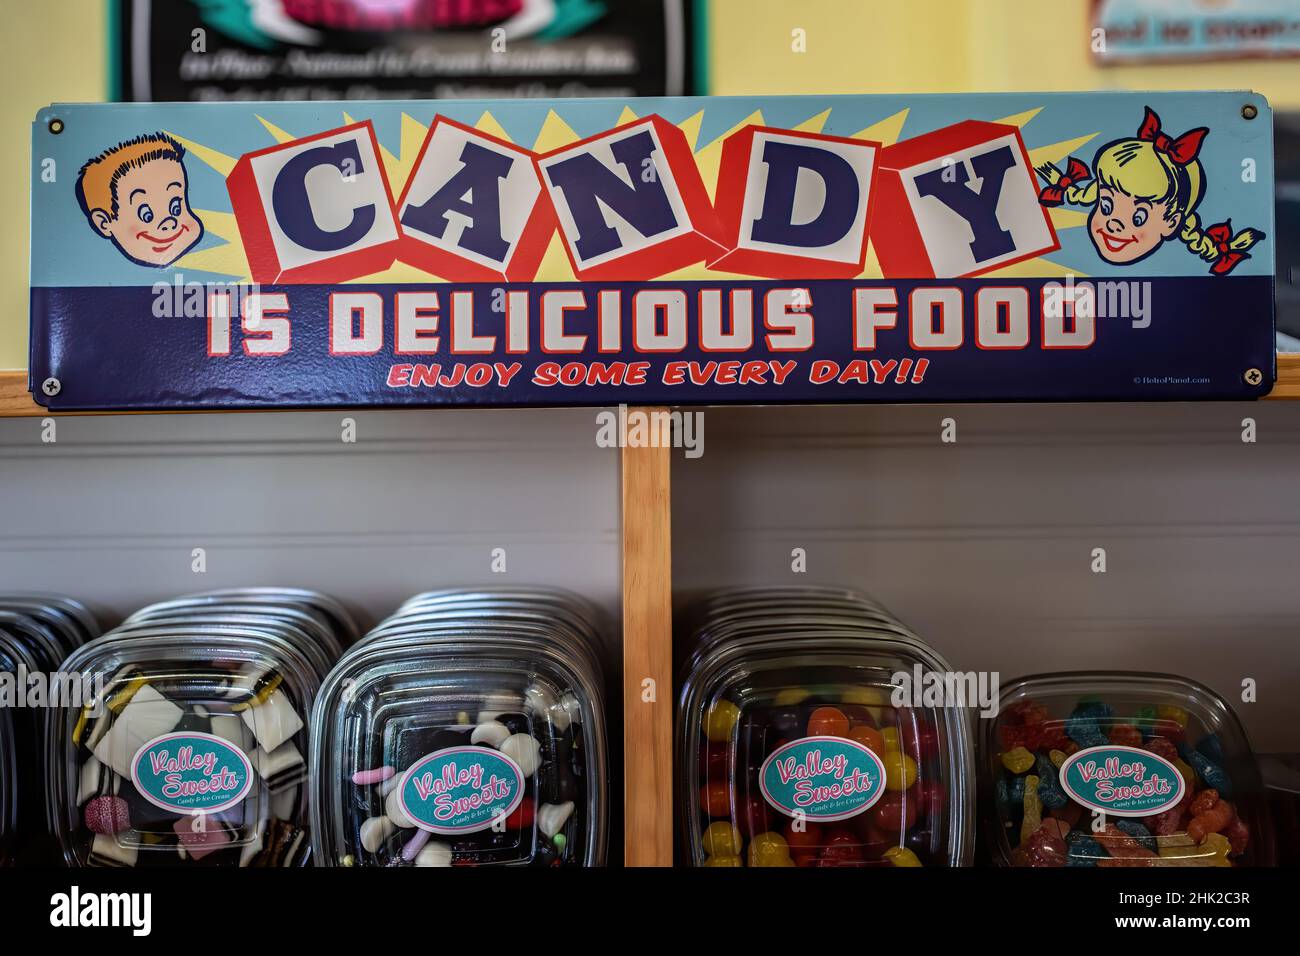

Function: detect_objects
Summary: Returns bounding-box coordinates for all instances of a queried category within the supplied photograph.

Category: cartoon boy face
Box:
[77,134,204,268]
[1089,185,1180,265]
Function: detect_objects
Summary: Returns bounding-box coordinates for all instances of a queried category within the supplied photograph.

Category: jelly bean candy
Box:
[846,724,885,755]
[748,831,791,867]
[879,727,901,751]
[773,687,811,706]
[702,854,743,867]
[704,700,742,742]
[842,686,891,722]
[1196,733,1224,764]
[1116,820,1156,854]
[1000,746,1035,774]
[1144,736,1178,763]
[1108,723,1142,748]
[1186,791,1235,843]
[700,781,732,817]
[783,820,824,864]
[1157,704,1189,728]
[701,821,743,857]
[882,751,917,791]
[883,846,922,867]
[1019,775,1042,844]
[1048,749,1067,769]
[1066,830,1107,867]
[1179,746,1231,797]
[1035,754,1068,810]
[806,706,850,737]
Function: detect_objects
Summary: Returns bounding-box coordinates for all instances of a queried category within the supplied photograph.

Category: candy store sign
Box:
[759,736,887,822]
[398,746,525,834]
[1059,745,1186,817]
[130,731,254,815]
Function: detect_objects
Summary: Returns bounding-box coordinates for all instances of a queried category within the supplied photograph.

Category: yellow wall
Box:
[2,0,1297,369]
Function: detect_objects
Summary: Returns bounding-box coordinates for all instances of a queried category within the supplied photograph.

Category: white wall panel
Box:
[673,403,1300,751]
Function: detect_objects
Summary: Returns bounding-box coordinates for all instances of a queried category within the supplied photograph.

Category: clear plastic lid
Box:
[48,629,322,867]
[311,592,608,868]
[986,671,1272,867]
[680,594,975,868]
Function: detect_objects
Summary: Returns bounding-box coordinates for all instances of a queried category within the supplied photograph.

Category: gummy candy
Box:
[1035,754,1068,810]
[1000,746,1035,774]
[1186,790,1235,843]
[1116,819,1156,854]
[883,845,922,867]
[1107,723,1142,748]
[1066,830,1107,867]
[1019,775,1042,844]
[1180,746,1231,796]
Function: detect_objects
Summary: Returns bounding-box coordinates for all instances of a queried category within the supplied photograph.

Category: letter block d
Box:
[873,120,1058,279]
[710,125,881,279]
[396,117,555,282]
[536,115,725,281]
[227,121,402,284]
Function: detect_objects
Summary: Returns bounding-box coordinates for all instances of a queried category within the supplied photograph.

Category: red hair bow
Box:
[1206,220,1248,275]
[1038,156,1090,207]
[1137,107,1208,165]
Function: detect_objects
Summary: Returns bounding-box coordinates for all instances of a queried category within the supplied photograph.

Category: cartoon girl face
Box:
[91,158,204,267]
[1089,184,1181,265]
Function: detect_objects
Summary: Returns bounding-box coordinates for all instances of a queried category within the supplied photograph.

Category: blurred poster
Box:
[1093,0,1300,63]
[114,0,699,101]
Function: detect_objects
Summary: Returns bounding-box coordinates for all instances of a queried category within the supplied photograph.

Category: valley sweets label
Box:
[760,736,887,822]
[398,746,525,834]
[1058,744,1187,817]
[131,731,254,814]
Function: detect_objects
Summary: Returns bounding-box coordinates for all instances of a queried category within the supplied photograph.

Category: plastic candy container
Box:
[311,589,608,867]
[678,587,975,867]
[987,672,1273,867]
[46,589,352,867]
[0,594,100,864]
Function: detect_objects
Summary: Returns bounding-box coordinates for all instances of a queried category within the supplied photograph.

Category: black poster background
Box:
[112,0,700,102]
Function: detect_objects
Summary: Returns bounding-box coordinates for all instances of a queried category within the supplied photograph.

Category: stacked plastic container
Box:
[0,594,100,865]
[986,672,1273,867]
[678,587,975,867]
[46,588,355,867]
[310,588,608,867]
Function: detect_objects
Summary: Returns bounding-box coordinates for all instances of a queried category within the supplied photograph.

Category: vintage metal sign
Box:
[29,93,1275,410]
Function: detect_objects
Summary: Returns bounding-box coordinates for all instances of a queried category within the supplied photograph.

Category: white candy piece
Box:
[414,842,452,867]
[360,815,396,853]
[538,801,575,839]
[551,693,582,732]
[209,713,253,750]
[93,685,184,777]
[385,786,416,828]
[470,720,510,749]
[239,819,267,867]
[524,683,557,717]
[499,733,541,776]
[91,832,139,867]
[254,741,304,787]
[77,756,103,805]
[240,689,303,754]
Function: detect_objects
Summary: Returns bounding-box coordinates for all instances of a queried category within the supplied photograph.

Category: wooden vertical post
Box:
[621,410,673,866]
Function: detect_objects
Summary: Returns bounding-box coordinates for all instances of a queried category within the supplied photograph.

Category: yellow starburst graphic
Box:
[172,104,1092,285]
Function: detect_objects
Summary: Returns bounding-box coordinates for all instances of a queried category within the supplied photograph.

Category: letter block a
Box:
[709,125,881,279]
[227,121,403,284]
[535,115,725,281]
[873,120,1058,279]
[395,116,555,282]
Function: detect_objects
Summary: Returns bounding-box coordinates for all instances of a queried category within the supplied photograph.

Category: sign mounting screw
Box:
[1244,368,1263,387]
[41,377,61,397]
